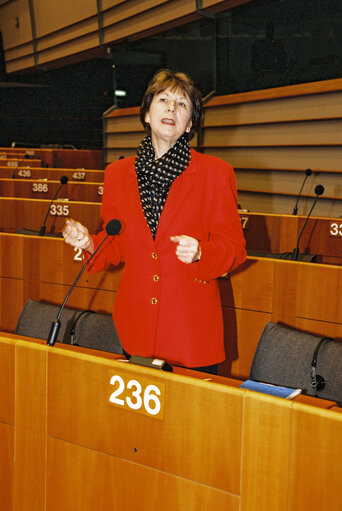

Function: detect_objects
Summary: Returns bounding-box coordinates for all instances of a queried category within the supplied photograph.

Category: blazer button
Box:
[153,275,159,282]
[151,297,158,305]
[152,252,158,259]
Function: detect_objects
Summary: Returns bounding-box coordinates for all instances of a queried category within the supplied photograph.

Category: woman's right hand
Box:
[62,219,94,253]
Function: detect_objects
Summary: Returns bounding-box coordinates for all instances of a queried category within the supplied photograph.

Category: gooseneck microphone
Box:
[39,175,69,236]
[292,168,313,215]
[291,184,324,261]
[47,219,121,346]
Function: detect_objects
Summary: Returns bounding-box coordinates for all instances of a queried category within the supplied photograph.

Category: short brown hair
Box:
[140,69,203,140]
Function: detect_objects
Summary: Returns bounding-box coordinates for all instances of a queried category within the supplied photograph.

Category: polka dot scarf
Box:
[135,133,191,239]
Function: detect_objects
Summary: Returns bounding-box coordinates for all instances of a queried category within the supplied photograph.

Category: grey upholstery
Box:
[249,322,342,403]
[15,299,123,354]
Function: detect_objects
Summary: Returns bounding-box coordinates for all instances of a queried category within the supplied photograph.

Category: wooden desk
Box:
[0,178,104,202]
[0,333,341,511]
[0,233,341,381]
[0,166,104,182]
[240,212,342,265]
[0,198,101,235]
[0,147,103,169]
[0,157,41,168]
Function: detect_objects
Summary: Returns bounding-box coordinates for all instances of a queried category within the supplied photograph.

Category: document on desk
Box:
[240,379,302,399]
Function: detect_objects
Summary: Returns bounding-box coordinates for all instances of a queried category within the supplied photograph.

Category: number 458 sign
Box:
[108,373,165,419]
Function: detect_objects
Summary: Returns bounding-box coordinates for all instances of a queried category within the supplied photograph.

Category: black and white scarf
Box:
[135,133,191,239]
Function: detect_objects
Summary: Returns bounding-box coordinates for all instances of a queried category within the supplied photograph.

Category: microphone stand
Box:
[291,185,324,260]
[39,176,68,236]
[292,169,312,215]
[47,219,121,346]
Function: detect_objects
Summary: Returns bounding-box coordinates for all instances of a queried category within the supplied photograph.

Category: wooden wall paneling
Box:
[237,189,342,218]
[46,436,240,511]
[203,146,342,172]
[104,148,137,164]
[241,392,292,511]
[289,403,342,511]
[104,132,145,148]
[204,90,342,126]
[202,120,342,147]
[235,169,340,199]
[47,347,243,493]
[14,339,47,511]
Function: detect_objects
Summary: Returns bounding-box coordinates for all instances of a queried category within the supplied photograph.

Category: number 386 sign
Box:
[108,373,165,419]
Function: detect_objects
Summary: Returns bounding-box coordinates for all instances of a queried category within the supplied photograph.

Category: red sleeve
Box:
[192,160,246,281]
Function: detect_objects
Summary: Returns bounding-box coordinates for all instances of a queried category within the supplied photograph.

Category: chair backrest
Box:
[249,321,342,404]
[15,299,122,354]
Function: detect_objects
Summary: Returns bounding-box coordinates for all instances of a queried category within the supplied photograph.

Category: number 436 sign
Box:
[108,373,165,419]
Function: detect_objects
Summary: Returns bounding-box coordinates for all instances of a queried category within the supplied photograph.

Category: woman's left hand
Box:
[170,235,201,264]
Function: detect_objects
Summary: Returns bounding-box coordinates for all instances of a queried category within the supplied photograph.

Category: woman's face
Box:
[145,87,192,151]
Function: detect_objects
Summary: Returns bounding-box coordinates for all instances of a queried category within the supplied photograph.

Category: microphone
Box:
[47,219,121,346]
[292,168,312,215]
[39,175,69,236]
[291,184,324,261]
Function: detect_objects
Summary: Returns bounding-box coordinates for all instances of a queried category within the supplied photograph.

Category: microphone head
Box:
[60,175,69,184]
[315,184,324,196]
[305,168,312,176]
[106,219,121,236]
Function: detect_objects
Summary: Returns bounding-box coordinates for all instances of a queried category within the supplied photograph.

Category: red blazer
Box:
[87,149,246,367]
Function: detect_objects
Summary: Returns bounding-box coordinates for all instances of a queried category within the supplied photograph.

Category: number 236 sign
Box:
[108,373,165,419]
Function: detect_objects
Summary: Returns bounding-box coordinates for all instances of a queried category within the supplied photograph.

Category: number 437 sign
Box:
[108,373,165,419]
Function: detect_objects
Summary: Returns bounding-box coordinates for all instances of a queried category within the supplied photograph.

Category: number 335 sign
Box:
[108,373,165,419]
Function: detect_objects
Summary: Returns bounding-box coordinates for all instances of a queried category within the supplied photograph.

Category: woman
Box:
[63,69,246,374]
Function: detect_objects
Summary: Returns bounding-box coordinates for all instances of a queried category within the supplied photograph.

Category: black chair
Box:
[15,299,123,354]
[249,321,342,404]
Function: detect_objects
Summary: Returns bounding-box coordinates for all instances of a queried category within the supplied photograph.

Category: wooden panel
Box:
[0,166,105,182]
[14,340,47,511]
[203,120,342,147]
[241,392,291,511]
[0,422,14,511]
[204,90,342,126]
[289,404,342,511]
[0,158,41,168]
[296,264,342,324]
[204,146,342,171]
[237,190,342,218]
[104,132,145,148]
[0,197,102,234]
[47,348,243,493]
[220,258,274,312]
[221,307,271,380]
[235,169,340,199]
[39,282,115,316]
[0,178,104,203]
[0,335,15,424]
[46,436,240,511]
[0,277,24,334]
